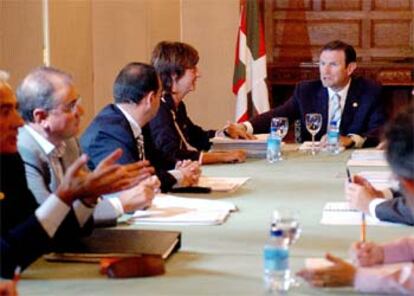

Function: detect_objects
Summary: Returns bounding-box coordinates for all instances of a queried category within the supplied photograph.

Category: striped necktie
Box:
[136,134,146,160]
[329,93,341,125]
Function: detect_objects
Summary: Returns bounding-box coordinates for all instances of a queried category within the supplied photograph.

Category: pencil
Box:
[361,213,366,242]
[13,266,21,283]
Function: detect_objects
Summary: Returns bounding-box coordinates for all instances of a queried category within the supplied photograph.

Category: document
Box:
[197,176,250,192]
[211,134,268,158]
[129,194,237,225]
[347,149,388,167]
[298,141,345,153]
[320,202,397,226]
[357,170,397,190]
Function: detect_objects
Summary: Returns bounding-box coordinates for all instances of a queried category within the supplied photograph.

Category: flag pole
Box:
[42,0,50,66]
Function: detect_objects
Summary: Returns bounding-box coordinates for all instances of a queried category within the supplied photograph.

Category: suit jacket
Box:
[250,76,385,147]
[375,191,414,225]
[0,153,91,278]
[80,104,177,192]
[17,127,118,226]
[149,94,215,162]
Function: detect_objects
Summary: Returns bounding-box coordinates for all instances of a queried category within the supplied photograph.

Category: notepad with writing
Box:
[45,228,181,262]
[347,149,388,167]
[211,134,268,158]
[320,202,396,226]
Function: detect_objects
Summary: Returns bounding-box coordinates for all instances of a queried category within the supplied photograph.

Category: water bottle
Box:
[267,126,281,163]
[294,119,302,143]
[327,120,340,154]
[263,229,290,293]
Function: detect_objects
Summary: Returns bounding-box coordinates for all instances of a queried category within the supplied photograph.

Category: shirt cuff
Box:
[73,200,95,227]
[348,134,366,148]
[169,169,184,186]
[369,198,388,219]
[107,197,124,216]
[243,122,254,134]
[35,194,70,238]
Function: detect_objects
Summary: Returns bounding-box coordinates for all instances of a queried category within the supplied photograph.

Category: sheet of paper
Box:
[351,149,386,161]
[298,141,345,153]
[320,202,397,226]
[211,133,268,144]
[129,194,237,225]
[198,176,250,192]
[357,170,397,190]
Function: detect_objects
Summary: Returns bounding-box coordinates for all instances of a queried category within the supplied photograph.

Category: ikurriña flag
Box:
[233,0,269,123]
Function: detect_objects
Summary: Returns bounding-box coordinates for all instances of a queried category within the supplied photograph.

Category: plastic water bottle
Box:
[294,119,302,143]
[327,120,340,154]
[263,229,290,293]
[267,127,281,163]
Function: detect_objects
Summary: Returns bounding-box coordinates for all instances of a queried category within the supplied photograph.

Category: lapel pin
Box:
[0,192,4,200]
[352,102,358,108]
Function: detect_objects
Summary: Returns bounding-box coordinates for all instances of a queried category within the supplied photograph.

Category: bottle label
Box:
[327,130,338,144]
[263,247,289,271]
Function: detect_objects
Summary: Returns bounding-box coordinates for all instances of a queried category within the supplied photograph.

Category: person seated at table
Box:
[225,40,385,149]
[16,67,159,227]
[297,107,414,294]
[80,62,201,192]
[346,175,414,225]
[0,72,140,279]
[149,41,246,164]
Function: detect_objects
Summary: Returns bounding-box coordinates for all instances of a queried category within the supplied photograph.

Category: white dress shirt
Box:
[116,104,184,185]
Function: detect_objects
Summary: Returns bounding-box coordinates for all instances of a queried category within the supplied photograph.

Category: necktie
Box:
[329,93,341,125]
[136,134,146,160]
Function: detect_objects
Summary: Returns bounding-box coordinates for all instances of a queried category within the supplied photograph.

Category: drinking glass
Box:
[271,117,289,159]
[305,113,322,156]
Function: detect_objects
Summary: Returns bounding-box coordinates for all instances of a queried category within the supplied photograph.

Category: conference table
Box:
[19,146,412,295]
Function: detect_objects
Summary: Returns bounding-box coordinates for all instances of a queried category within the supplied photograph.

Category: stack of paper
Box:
[198,176,250,192]
[211,134,268,158]
[347,149,388,167]
[320,202,396,226]
[129,194,237,225]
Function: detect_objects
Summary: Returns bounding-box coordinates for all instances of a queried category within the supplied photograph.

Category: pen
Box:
[347,167,367,242]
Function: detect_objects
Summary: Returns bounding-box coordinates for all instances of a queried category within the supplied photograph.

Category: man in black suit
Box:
[80,62,200,192]
[226,40,385,148]
[0,72,141,279]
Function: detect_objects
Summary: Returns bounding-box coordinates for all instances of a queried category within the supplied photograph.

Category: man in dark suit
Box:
[0,72,138,279]
[226,40,385,148]
[347,162,414,226]
[80,62,200,192]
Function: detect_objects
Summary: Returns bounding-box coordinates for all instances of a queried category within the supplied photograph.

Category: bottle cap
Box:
[270,229,283,237]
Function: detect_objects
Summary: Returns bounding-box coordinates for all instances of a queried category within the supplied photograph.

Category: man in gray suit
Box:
[16,67,159,226]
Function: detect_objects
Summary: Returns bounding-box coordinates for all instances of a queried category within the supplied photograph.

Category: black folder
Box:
[45,228,181,263]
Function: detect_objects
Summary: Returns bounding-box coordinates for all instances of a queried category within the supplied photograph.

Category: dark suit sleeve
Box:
[375,197,414,225]
[1,215,51,278]
[250,84,301,134]
[362,84,385,147]
[149,103,201,161]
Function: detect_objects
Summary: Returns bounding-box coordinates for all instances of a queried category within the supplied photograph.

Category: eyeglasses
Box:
[60,96,82,113]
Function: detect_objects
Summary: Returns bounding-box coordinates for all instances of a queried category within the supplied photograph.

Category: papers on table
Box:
[298,141,345,153]
[320,202,396,226]
[129,194,237,226]
[198,176,250,192]
[347,149,388,167]
[211,134,268,158]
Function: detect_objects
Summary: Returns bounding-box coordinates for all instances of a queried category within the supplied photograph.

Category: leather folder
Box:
[45,228,181,263]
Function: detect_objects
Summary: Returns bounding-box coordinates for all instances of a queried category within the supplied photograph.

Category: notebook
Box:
[45,228,181,262]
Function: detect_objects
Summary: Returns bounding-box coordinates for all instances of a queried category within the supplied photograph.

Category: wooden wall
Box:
[265,0,414,63]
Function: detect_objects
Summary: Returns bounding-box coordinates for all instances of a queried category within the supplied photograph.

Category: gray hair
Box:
[385,106,414,180]
[16,66,73,122]
[0,70,10,82]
